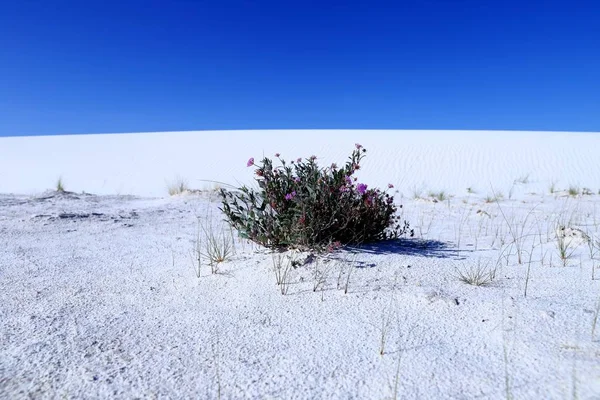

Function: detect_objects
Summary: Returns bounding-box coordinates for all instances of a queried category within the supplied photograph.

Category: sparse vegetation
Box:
[378,307,393,356]
[191,216,234,275]
[428,190,448,202]
[391,346,403,399]
[411,184,425,200]
[508,174,530,199]
[514,174,530,185]
[555,225,578,267]
[586,233,598,261]
[485,192,504,203]
[56,176,65,192]
[311,258,329,293]
[205,228,233,271]
[523,235,541,297]
[343,253,359,294]
[502,298,514,400]
[456,258,497,286]
[492,186,539,265]
[568,185,580,197]
[272,253,294,294]
[211,340,223,400]
[592,295,600,341]
[167,176,189,195]
[190,218,203,277]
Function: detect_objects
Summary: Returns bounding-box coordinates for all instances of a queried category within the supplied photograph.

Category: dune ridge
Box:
[1,130,598,197]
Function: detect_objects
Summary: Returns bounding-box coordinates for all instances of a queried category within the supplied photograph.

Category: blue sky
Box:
[1,0,599,136]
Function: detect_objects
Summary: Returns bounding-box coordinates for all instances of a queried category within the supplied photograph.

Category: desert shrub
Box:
[219,144,413,250]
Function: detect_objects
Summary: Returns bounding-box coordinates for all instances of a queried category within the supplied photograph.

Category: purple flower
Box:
[275,153,280,157]
[247,157,254,167]
[326,241,342,253]
[297,158,302,163]
[388,183,394,189]
[357,183,368,194]
[344,176,352,185]
[285,191,297,200]
[294,177,301,183]
[355,143,363,149]
[331,163,337,170]
[339,186,350,193]
[310,155,317,161]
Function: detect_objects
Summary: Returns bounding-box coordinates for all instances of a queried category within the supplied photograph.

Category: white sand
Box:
[1,130,600,399]
[1,130,599,197]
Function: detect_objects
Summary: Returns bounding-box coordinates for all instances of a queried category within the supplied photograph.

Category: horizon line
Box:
[2,127,600,138]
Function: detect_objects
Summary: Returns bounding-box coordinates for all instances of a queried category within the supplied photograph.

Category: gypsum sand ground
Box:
[1,188,600,399]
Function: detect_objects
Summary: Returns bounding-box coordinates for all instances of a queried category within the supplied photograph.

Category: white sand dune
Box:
[1,130,600,399]
[1,130,599,198]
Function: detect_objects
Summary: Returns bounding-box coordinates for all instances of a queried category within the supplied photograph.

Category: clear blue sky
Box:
[1,0,599,136]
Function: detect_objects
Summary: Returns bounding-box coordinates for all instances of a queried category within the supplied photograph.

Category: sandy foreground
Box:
[1,130,600,399]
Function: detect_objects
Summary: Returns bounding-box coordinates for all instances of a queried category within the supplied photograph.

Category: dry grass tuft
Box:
[167,177,189,195]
